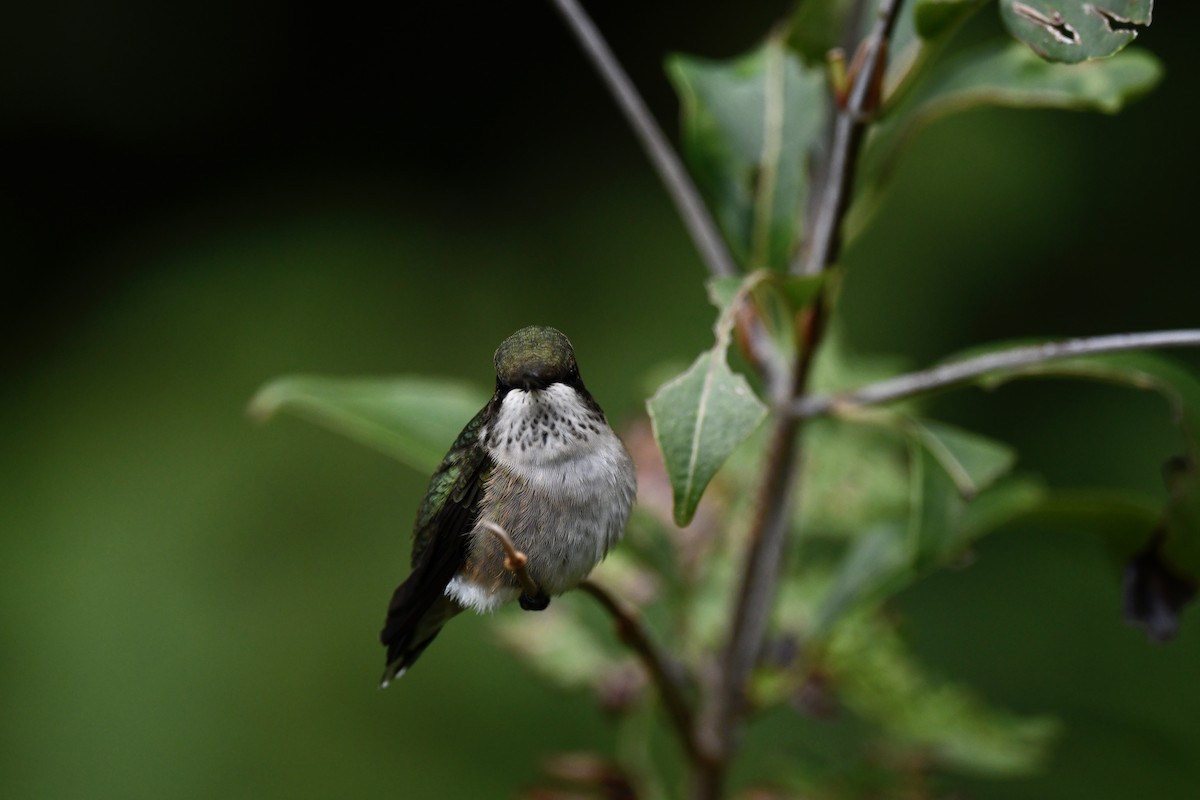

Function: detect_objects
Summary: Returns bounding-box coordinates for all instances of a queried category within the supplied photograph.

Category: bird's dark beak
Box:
[518,368,550,392]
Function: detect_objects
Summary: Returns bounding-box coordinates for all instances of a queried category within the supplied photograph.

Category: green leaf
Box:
[711,269,825,316]
[812,524,911,636]
[908,437,969,567]
[1025,489,1160,557]
[886,0,988,103]
[802,412,1036,610]
[710,271,827,362]
[1016,487,1194,640]
[1162,458,1200,579]
[958,476,1046,542]
[770,272,827,313]
[647,350,767,526]
[706,275,746,314]
[915,0,988,39]
[976,351,1200,445]
[1000,0,1152,64]
[249,376,487,473]
[650,274,773,526]
[825,614,1060,775]
[866,40,1160,189]
[909,419,1016,498]
[785,0,857,65]
[975,352,1200,636]
[921,40,1159,114]
[668,38,826,270]
[902,419,1035,568]
[798,418,911,539]
[857,40,1159,256]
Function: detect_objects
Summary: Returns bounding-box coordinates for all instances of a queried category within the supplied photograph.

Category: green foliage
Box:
[908,418,1016,498]
[975,351,1200,443]
[249,375,487,472]
[863,40,1161,201]
[883,37,1161,151]
[811,524,910,635]
[914,0,989,39]
[647,275,771,526]
[974,351,1200,604]
[786,0,857,63]
[647,353,765,527]
[886,0,989,99]
[916,40,1162,114]
[905,419,1027,569]
[825,612,1061,775]
[668,39,826,269]
[1000,0,1153,63]
[245,0,1195,797]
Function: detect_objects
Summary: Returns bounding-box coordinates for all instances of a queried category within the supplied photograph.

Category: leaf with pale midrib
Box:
[249,376,487,473]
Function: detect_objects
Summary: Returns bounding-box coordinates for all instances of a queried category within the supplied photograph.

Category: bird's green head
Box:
[494,326,580,392]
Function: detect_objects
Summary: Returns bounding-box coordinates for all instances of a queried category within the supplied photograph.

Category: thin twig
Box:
[485,526,702,753]
[792,329,1200,418]
[547,0,739,279]
[548,0,789,392]
[697,304,824,794]
[699,413,804,761]
[482,521,543,599]
[577,580,704,765]
[794,0,905,276]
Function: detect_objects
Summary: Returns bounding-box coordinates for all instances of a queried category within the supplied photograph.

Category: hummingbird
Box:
[379,325,637,686]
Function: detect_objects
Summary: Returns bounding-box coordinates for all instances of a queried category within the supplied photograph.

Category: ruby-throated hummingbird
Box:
[379,326,637,685]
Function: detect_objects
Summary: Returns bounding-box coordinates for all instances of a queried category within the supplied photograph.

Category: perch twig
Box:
[578,579,704,764]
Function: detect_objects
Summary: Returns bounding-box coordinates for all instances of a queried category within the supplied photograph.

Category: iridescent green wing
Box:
[380,403,493,663]
[410,404,492,566]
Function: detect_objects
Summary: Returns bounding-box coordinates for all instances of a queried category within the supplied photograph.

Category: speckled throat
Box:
[485,382,607,459]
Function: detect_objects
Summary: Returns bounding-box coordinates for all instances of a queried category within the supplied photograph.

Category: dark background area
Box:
[3,1,1198,798]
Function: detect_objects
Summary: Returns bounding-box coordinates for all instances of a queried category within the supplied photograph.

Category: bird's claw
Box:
[519,591,550,611]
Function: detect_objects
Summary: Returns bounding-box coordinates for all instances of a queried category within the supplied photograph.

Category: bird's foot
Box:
[519,591,550,611]
[483,521,549,610]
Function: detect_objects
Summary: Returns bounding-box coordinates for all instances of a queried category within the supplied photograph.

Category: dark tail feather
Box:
[379,590,461,686]
[380,508,471,685]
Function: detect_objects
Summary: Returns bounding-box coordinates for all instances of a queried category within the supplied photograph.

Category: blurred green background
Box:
[3,2,1198,798]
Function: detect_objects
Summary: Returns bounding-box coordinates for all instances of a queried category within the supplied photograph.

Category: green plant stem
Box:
[695,1,904,795]
[696,302,826,799]
[697,412,805,795]
[792,329,1200,418]
[548,0,909,796]
[548,0,788,397]
[795,0,905,276]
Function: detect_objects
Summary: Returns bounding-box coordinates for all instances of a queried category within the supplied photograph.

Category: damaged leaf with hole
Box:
[1000,0,1152,63]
